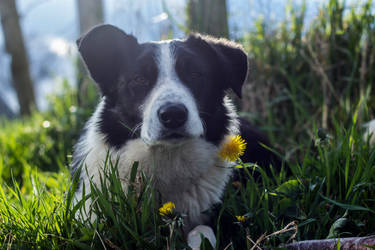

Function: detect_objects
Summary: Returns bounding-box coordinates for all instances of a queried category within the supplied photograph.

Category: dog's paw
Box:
[187,225,216,250]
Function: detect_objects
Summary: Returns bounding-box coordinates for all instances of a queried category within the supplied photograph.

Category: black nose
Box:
[158,103,188,129]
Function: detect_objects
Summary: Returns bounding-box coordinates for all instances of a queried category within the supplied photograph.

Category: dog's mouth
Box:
[142,129,204,147]
[161,131,189,140]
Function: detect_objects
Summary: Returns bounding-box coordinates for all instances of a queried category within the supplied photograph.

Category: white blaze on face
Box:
[140,41,204,145]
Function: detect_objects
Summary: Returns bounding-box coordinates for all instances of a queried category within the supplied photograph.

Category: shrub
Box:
[0,80,95,184]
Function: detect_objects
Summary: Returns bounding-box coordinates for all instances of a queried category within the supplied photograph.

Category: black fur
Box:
[173,34,247,145]
[77,25,159,148]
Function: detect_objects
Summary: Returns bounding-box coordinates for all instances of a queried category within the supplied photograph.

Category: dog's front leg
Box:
[187,225,216,250]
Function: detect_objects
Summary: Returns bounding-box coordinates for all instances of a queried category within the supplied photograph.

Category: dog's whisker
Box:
[119,121,134,133]
[201,119,207,136]
[130,123,143,137]
[119,121,142,137]
[199,111,212,116]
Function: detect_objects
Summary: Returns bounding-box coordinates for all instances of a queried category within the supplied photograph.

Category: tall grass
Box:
[0,158,188,249]
[1,119,374,249]
[241,0,375,160]
[214,115,375,249]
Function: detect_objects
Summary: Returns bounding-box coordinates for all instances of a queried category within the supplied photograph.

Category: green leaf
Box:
[274,179,301,199]
[320,194,375,213]
[199,236,215,250]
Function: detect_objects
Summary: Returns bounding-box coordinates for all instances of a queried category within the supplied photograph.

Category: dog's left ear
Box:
[186,34,248,98]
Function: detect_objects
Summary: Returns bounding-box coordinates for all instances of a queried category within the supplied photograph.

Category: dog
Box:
[72,24,283,248]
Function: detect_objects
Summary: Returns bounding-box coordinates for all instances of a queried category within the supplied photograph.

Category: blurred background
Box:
[0,0,374,180]
[0,0,365,115]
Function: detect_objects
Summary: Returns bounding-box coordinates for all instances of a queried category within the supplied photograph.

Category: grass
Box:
[0,80,94,185]
[1,120,374,249]
[1,0,375,249]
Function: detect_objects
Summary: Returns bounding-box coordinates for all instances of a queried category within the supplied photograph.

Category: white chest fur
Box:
[75,128,232,230]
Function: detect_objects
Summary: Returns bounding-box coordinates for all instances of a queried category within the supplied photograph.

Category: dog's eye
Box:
[129,75,149,87]
[134,75,148,85]
[128,75,149,96]
[191,71,203,79]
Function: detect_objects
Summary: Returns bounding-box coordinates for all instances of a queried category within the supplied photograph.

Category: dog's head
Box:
[77,24,248,147]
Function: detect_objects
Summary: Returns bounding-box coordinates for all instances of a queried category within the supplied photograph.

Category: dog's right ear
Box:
[77,24,139,95]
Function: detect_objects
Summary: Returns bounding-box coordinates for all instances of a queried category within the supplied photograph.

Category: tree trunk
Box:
[0,0,36,116]
[284,236,375,249]
[76,0,104,107]
[187,0,229,38]
[76,0,104,35]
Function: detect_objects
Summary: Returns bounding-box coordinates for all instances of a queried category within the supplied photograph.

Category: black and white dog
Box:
[72,24,282,248]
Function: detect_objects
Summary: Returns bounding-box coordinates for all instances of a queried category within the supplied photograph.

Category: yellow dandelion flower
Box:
[236,215,246,223]
[219,135,247,162]
[159,201,176,216]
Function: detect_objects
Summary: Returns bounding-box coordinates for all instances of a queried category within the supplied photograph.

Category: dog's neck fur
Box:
[74,96,238,230]
[117,138,232,230]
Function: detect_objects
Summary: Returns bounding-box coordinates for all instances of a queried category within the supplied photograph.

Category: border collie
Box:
[72,24,282,248]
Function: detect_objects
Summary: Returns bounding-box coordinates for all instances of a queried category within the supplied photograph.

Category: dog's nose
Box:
[158,103,188,129]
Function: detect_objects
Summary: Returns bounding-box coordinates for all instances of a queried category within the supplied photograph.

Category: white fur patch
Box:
[117,138,231,230]
[72,98,108,205]
[224,95,240,135]
[187,225,216,249]
[140,42,204,145]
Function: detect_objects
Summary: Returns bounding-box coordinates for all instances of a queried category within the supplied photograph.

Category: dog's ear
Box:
[186,34,248,98]
[77,24,139,94]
